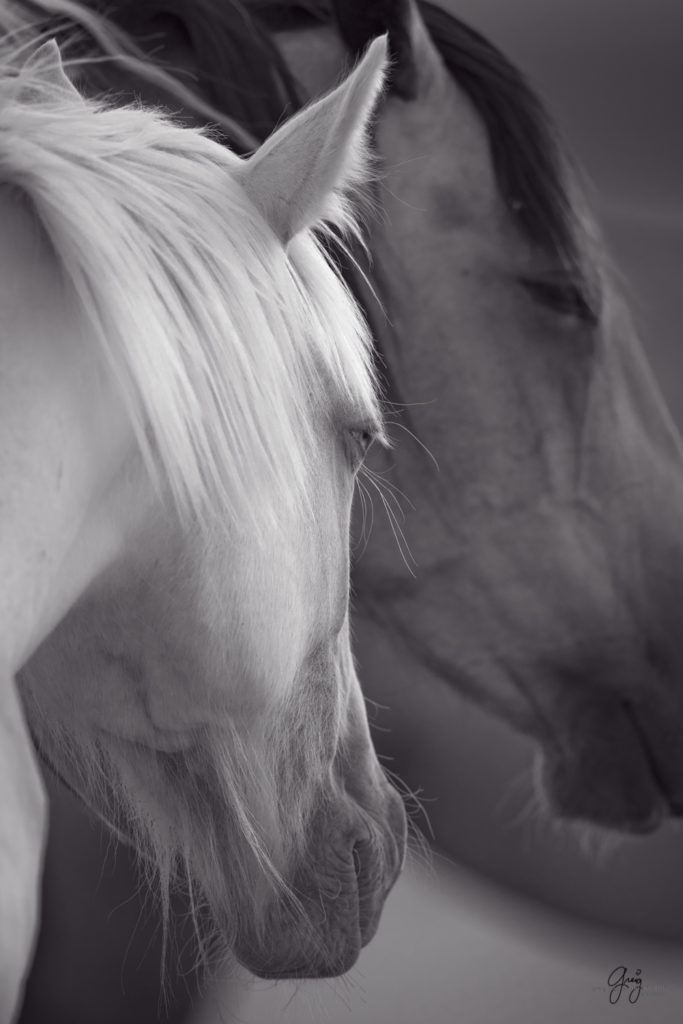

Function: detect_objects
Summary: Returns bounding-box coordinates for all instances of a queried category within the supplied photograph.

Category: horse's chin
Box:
[238,950,362,981]
[232,888,364,980]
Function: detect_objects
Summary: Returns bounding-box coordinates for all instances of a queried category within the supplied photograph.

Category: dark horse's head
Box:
[326,0,683,835]
[217,0,683,836]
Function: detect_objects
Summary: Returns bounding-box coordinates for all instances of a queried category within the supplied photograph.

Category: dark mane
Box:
[248,0,330,31]
[83,0,303,146]
[251,0,600,320]
[129,0,300,141]
[81,0,598,315]
[421,5,573,250]
[418,3,597,319]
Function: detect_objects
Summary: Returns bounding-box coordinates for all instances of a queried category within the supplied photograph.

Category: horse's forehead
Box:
[376,88,501,242]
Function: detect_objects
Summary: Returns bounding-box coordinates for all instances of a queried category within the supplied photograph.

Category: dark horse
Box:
[19,0,683,1020]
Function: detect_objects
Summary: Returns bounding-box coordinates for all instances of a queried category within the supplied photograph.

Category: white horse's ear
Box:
[239,35,388,244]
[21,39,83,102]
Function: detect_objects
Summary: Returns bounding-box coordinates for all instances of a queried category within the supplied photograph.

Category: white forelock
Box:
[0,1,381,534]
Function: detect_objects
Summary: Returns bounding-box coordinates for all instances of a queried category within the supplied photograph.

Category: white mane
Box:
[0,0,381,534]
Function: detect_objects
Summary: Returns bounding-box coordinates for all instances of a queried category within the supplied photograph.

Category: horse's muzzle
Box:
[236,781,406,979]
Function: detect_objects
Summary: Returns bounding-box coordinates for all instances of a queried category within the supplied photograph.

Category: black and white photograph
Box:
[1,1,682,1022]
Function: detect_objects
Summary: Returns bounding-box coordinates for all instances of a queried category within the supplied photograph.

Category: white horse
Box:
[0,13,405,1018]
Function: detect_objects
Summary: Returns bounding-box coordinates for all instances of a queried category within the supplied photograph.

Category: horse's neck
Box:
[0,187,150,1017]
[0,189,137,675]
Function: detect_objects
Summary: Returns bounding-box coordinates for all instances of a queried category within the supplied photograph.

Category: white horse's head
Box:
[1,22,404,982]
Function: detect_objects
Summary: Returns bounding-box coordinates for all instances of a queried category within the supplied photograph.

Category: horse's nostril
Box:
[351,841,363,881]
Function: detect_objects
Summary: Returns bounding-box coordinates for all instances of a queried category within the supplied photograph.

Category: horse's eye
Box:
[348,426,375,463]
[520,274,600,327]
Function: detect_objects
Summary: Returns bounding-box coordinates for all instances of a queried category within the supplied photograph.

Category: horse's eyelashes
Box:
[520,275,599,327]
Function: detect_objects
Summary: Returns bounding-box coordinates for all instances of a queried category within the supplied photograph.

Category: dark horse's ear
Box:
[331,0,419,100]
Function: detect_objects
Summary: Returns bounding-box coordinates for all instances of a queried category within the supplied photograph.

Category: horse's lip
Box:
[243,830,404,978]
[236,928,363,980]
[233,873,363,979]
[244,953,361,980]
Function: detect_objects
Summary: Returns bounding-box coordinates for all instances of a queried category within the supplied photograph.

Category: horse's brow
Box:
[334,388,384,432]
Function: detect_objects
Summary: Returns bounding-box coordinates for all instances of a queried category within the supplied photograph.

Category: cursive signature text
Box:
[607,966,643,1004]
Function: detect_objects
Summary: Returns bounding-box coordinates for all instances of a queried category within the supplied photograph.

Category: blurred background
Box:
[20,2,683,1022]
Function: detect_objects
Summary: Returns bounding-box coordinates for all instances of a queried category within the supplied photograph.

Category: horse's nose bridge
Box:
[312,642,408,899]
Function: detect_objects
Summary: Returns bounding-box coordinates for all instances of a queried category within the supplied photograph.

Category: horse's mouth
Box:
[536,698,683,834]
[622,702,683,820]
[240,943,362,981]
[233,874,364,980]
[234,813,405,979]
